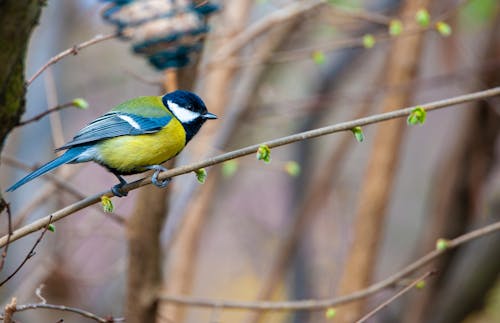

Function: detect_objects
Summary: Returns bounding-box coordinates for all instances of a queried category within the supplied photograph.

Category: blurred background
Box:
[1,0,499,322]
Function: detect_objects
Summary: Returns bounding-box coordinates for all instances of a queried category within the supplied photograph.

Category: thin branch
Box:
[355,271,435,323]
[208,0,326,65]
[159,221,500,311]
[16,101,79,127]
[9,302,124,323]
[207,0,461,73]
[0,199,12,272]
[247,67,384,319]
[435,0,471,21]
[327,4,392,25]
[35,284,47,304]
[26,32,117,87]
[124,69,163,86]
[0,87,499,247]
[211,19,455,70]
[0,216,52,287]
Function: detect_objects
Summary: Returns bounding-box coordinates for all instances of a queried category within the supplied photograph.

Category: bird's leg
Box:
[111,173,129,197]
[146,165,170,188]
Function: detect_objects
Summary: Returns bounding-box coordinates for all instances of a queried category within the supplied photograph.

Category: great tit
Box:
[7,90,217,197]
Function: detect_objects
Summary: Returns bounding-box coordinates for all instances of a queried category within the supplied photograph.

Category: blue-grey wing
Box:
[56,112,173,151]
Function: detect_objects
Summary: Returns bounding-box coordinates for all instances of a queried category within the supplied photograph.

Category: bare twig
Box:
[9,302,124,322]
[26,32,117,87]
[208,7,459,71]
[435,0,471,21]
[355,271,435,323]
[35,284,47,304]
[0,216,52,287]
[327,4,392,25]
[159,221,500,311]
[208,0,326,66]
[0,198,12,272]
[160,3,255,321]
[264,28,422,66]
[125,69,163,86]
[336,0,431,319]
[0,87,499,247]
[16,101,80,127]
[247,65,383,321]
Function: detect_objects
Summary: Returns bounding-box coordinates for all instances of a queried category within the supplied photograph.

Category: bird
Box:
[6,90,217,197]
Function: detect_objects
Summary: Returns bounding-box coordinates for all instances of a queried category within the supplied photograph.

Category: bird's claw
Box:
[148,165,170,188]
[111,184,128,197]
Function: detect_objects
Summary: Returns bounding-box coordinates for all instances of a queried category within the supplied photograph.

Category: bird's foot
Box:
[147,165,170,188]
[111,183,128,197]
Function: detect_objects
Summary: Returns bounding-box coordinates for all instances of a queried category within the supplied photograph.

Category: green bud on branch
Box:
[407,106,427,125]
[435,21,452,37]
[363,34,376,49]
[389,19,403,36]
[257,144,271,163]
[101,196,114,213]
[195,168,207,184]
[415,9,431,27]
[352,126,365,142]
[72,98,89,109]
[436,238,449,251]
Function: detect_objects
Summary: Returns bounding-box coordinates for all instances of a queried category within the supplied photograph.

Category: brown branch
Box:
[435,0,471,21]
[403,11,500,321]
[327,4,392,25]
[159,221,500,311]
[0,199,12,272]
[207,0,326,66]
[247,64,384,323]
[355,271,435,323]
[0,216,52,287]
[0,87,499,248]
[15,100,80,127]
[207,2,459,72]
[160,3,255,321]
[336,0,431,320]
[25,32,117,87]
[163,69,178,93]
[125,68,180,322]
[125,69,163,86]
[6,301,124,322]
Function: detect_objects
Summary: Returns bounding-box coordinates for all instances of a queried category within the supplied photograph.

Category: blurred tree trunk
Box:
[335,0,430,321]
[158,2,253,322]
[0,0,44,202]
[125,68,197,323]
[403,8,500,323]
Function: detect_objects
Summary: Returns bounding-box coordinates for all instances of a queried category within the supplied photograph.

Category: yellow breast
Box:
[96,117,186,174]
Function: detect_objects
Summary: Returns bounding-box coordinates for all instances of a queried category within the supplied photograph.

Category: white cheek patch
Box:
[119,115,141,129]
[168,100,200,123]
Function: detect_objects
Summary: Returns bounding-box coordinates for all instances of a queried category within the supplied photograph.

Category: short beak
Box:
[203,112,217,120]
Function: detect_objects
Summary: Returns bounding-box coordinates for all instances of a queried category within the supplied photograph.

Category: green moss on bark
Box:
[0,0,44,150]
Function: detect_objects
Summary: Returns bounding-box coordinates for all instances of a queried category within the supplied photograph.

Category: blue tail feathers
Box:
[6,147,87,192]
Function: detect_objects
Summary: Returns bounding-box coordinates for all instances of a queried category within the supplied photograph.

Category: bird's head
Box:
[162,90,217,142]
